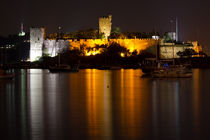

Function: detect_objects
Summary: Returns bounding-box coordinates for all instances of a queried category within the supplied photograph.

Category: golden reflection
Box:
[87,69,97,136]
[123,70,135,137]
[68,70,87,135]
[86,69,112,138]
[103,71,112,138]
[119,69,144,138]
[193,69,200,124]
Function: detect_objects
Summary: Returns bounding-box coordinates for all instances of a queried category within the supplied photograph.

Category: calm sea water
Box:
[1,69,210,140]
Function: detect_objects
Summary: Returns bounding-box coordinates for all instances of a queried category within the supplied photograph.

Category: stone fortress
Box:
[29,15,202,61]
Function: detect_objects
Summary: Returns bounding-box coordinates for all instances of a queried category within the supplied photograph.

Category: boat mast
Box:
[57,26,62,66]
[156,40,160,68]
[176,18,178,42]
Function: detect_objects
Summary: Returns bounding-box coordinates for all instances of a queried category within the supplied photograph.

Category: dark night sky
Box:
[1,0,210,51]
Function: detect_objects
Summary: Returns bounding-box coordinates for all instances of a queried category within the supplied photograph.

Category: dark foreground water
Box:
[1,69,210,140]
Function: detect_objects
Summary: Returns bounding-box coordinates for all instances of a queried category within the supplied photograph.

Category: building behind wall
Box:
[43,39,70,57]
[30,27,45,61]
[160,41,202,59]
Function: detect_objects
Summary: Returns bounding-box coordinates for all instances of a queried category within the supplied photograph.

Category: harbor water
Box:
[1,69,210,140]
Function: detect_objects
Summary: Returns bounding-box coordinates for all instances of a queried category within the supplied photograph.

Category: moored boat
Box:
[0,69,15,79]
[151,66,192,78]
[0,73,15,79]
[49,64,79,73]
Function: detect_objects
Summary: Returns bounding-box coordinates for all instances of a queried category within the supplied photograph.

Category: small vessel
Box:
[0,69,14,79]
[0,73,15,79]
[151,66,192,78]
[97,65,111,70]
[49,64,79,73]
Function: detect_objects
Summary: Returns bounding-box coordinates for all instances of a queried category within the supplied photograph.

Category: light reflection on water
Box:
[1,69,210,140]
[28,69,44,140]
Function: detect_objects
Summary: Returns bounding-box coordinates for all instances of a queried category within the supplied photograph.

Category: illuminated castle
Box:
[29,15,202,62]
[30,33,202,62]
[99,15,112,39]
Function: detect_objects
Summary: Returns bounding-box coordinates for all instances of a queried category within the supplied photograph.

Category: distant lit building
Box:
[160,40,202,59]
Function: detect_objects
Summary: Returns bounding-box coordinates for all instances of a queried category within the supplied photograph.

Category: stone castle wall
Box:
[43,38,158,56]
[68,38,158,54]
[43,38,201,58]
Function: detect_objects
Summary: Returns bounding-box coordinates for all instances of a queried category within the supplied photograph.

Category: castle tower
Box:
[99,15,112,39]
[30,27,45,61]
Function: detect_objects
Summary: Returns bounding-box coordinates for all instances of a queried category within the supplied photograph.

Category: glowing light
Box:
[120,52,125,57]
[86,52,91,56]
[152,35,159,40]
[19,23,25,36]
[85,50,101,56]
[92,51,96,55]
[18,32,25,36]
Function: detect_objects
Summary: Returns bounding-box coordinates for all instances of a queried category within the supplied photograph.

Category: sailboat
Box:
[49,63,79,73]
[151,65,192,78]
[0,69,14,79]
